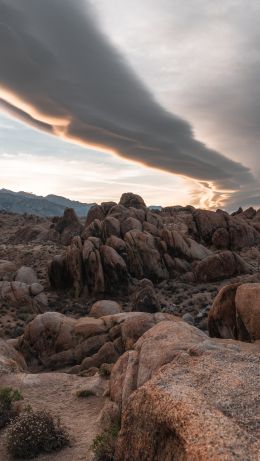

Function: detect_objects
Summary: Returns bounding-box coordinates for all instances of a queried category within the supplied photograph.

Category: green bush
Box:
[6,409,70,458]
[0,387,23,429]
[91,422,120,461]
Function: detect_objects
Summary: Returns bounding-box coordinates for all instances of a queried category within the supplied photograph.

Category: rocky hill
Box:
[0,189,95,217]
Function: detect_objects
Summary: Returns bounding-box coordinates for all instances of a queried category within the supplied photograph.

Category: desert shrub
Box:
[0,387,23,429]
[91,422,120,461]
[6,409,70,458]
[76,389,95,398]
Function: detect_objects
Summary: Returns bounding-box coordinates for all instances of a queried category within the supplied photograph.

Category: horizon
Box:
[1,1,260,210]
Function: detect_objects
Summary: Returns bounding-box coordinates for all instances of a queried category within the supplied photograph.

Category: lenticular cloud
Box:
[0,0,259,208]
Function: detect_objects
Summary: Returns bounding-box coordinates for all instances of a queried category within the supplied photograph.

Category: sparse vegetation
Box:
[99,363,112,377]
[76,389,95,398]
[0,387,23,429]
[6,409,70,458]
[91,422,120,461]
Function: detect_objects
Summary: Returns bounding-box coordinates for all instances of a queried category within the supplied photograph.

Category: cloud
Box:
[0,0,259,209]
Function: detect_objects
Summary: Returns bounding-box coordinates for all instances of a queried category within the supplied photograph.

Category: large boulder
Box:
[208,283,240,339]
[235,283,260,341]
[100,245,128,293]
[208,282,260,342]
[121,217,142,236]
[125,230,168,281]
[110,320,206,411]
[15,266,38,285]
[119,193,146,209]
[102,216,121,240]
[83,238,105,294]
[193,251,250,282]
[115,341,260,461]
[162,229,211,261]
[85,204,105,226]
[89,300,121,318]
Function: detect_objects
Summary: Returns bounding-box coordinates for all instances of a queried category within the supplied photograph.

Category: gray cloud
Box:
[0,0,259,209]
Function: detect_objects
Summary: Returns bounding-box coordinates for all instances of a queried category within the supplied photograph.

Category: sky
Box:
[0,0,259,209]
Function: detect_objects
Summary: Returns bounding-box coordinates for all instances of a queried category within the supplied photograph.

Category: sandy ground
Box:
[0,372,106,461]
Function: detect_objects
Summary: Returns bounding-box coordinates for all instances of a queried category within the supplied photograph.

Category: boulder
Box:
[119,192,146,209]
[110,320,206,411]
[131,279,160,313]
[115,343,260,461]
[208,283,241,339]
[101,201,117,214]
[102,216,121,240]
[82,218,103,240]
[121,217,142,236]
[105,236,127,261]
[0,260,17,281]
[208,282,260,342]
[15,266,38,285]
[83,239,105,294]
[48,254,72,290]
[100,245,128,293]
[235,283,260,341]
[212,227,230,249]
[85,205,105,226]
[55,207,83,245]
[162,229,210,261]
[90,300,122,318]
[193,251,250,282]
[125,230,168,281]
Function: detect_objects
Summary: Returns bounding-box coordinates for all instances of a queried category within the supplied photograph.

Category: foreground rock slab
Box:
[115,345,260,461]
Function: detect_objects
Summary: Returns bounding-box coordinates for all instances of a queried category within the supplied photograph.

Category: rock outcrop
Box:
[49,194,226,297]
[0,281,47,316]
[18,311,177,371]
[193,208,260,249]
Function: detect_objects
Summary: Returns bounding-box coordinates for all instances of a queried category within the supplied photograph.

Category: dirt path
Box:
[0,372,107,461]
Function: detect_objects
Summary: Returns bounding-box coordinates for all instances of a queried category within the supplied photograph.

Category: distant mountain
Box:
[0,189,95,217]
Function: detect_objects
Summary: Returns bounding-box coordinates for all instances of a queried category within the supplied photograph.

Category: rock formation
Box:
[48,193,256,297]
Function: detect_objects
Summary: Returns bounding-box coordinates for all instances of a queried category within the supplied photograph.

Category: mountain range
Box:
[0,189,95,217]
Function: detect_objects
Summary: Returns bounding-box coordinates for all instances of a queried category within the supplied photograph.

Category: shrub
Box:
[0,387,23,429]
[91,422,120,461]
[76,389,95,398]
[6,409,70,458]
